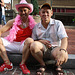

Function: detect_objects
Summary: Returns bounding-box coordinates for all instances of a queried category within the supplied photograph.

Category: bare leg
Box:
[30,41,46,75]
[21,38,34,64]
[51,47,68,75]
[30,41,45,66]
[0,38,10,65]
[51,47,68,66]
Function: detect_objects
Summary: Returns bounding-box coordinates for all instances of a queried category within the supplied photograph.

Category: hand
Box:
[52,47,68,66]
[56,50,68,66]
[39,40,52,48]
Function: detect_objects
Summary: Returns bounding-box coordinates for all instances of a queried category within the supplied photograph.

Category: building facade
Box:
[12,0,75,26]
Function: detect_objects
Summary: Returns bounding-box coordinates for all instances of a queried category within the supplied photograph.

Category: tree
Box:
[31,0,39,15]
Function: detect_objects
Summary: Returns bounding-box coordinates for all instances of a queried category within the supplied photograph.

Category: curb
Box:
[62,54,75,69]
[0,54,75,69]
[45,54,75,69]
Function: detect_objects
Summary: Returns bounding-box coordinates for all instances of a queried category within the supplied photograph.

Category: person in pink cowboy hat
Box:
[0,0,36,74]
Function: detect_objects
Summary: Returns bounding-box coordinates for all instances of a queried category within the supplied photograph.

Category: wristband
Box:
[60,49,67,52]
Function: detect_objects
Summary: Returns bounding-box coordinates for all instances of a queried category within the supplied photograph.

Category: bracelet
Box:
[60,49,67,52]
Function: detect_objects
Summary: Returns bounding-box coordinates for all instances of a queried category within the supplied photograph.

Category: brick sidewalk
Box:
[66,29,75,54]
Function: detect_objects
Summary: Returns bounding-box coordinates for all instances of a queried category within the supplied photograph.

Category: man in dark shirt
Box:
[0,0,4,24]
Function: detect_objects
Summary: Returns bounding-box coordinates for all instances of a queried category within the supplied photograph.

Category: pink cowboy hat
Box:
[15,0,33,14]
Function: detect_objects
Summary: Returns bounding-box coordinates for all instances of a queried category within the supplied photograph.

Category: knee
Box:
[30,41,38,53]
[0,44,6,52]
[24,38,34,45]
[51,47,60,58]
[0,38,3,44]
[0,39,3,49]
[51,47,68,64]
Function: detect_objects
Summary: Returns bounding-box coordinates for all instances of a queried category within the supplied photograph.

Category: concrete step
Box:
[62,54,75,69]
[0,54,75,69]
[43,54,75,69]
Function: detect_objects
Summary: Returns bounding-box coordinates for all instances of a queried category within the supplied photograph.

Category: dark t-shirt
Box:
[0,0,2,11]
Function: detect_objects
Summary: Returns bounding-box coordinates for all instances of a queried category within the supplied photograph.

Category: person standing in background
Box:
[0,0,4,24]
[1,6,6,25]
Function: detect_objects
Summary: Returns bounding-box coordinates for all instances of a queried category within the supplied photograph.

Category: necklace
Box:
[22,22,27,28]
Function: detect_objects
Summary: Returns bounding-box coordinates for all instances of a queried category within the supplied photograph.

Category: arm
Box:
[39,38,68,49]
[38,40,52,48]
[60,37,68,51]
[52,21,68,66]
[52,37,68,66]
[0,19,15,37]
[57,21,68,51]
[0,0,4,6]
[57,37,68,65]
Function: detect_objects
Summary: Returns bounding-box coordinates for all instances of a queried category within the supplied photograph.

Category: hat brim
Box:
[15,3,33,14]
[40,3,51,10]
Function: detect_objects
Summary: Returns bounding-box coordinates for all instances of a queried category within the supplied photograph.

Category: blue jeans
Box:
[2,15,6,25]
[0,11,2,24]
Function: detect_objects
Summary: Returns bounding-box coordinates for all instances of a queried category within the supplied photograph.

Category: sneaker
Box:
[0,63,13,72]
[20,63,30,74]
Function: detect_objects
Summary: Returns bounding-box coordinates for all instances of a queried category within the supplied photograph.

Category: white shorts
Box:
[1,38,25,53]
